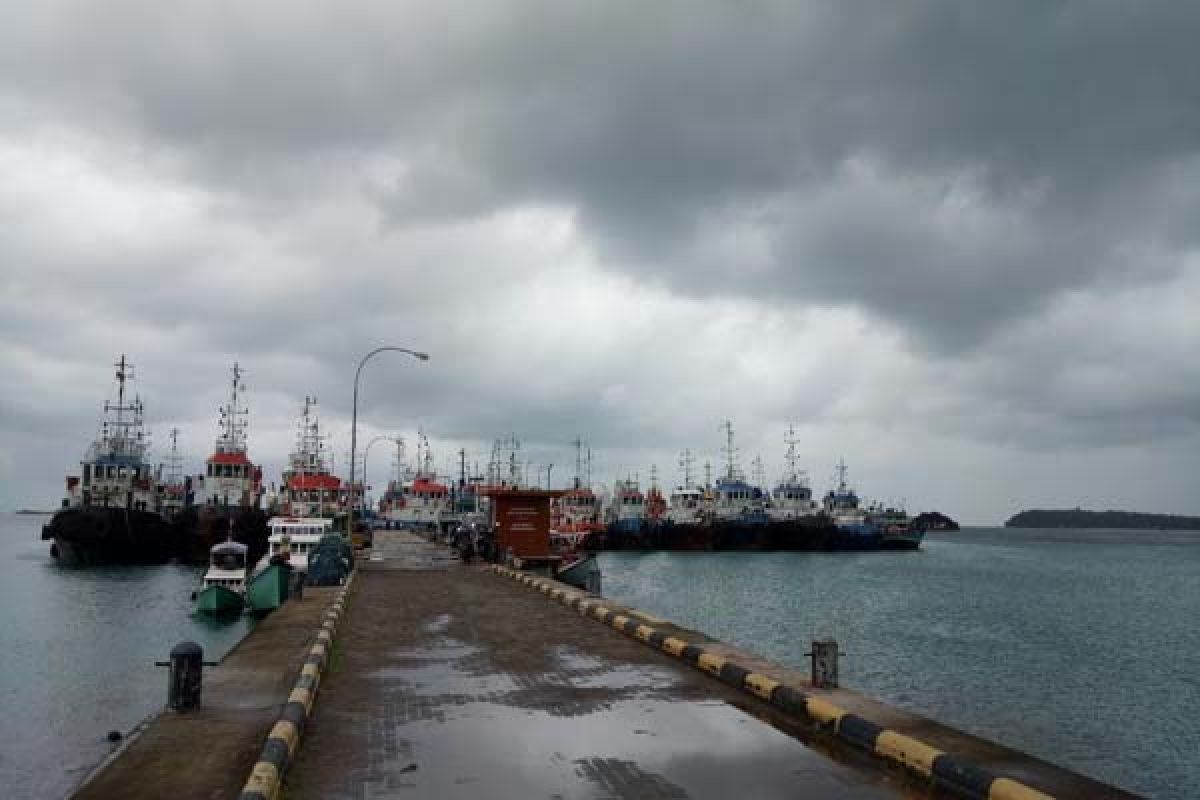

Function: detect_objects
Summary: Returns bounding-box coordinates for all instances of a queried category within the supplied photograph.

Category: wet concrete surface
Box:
[71,586,342,800]
[285,541,923,799]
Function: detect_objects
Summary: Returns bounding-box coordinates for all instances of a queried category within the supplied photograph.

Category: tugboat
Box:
[42,355,177,565]
[709,421,772,550]
[180,363,268,565]
[605,476,648,549]
[195,527,248,615]
[765,427,833,550]
[552,439,605,543]
[821,461,922,550]
[392,432,450,532]
[657,450,712,550]
[279,396,353,522]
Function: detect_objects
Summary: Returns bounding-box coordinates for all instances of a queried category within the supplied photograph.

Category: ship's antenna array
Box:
[678,448,695,488]
[720,420,739,481]
[391,436,407,482]
[216,362,249,454]
[163,427,184,487]
[704,460,713,488]
[102,355,148,459]
[835,458,849,491]
[784,425,801,482]
[571,437,586,489]
[751,454,766,489]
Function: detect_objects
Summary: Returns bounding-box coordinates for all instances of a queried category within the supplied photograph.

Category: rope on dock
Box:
[490,564,1054,800]
[237,571,356,800]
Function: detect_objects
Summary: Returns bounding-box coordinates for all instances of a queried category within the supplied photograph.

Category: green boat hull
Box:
[196,584,245,615]
[245,564,290,614]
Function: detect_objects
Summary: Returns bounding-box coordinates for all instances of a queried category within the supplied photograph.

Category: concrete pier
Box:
[75,530,1140,799]
[284,531,910,799]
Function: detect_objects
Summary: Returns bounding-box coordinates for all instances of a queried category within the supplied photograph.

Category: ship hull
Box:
[177,506,271,567]
[195,584,245,615]
[42,506,176,566]
[556,554,602,593]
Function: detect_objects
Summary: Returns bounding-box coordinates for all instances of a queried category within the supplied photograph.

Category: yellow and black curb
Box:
[238,572,356,800]
[492,565,1053,800]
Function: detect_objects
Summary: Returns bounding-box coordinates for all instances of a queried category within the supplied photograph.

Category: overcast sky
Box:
[4,2,1199,524]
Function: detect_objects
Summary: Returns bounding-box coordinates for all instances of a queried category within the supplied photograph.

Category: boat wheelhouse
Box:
[259,516,335,573]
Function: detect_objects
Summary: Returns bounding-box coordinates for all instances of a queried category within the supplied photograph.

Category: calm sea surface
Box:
[600,528,1200,799]
[2,516,1196,798]
[0,513,255,799]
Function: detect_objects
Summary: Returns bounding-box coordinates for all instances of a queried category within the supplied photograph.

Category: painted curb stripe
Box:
[933,753,999,799]
[771,684,808,716]
[875,731,942,778]
[661,636,687,656]
[239,572,356,800]
[837,713,884,751]
[718,661,750,688]
[696,651,726,676]
[805,696,847,725]
[988,778,1055,800]
[494,566,1057,800]
[745,672,781,702]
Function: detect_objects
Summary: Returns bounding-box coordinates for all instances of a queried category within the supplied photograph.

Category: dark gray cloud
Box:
[3,2,1200,522]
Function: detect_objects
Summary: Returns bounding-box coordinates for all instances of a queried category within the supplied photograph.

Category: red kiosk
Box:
[486,488,564,569]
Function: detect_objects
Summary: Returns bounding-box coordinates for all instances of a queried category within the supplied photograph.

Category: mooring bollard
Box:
[155,641,218,711]
[810,639,839,688]
[289,570,305,600]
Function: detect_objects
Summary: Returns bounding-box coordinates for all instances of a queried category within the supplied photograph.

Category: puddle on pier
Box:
[353,637,910,799]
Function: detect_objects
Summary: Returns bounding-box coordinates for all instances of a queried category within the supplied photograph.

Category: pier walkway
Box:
[282,530,913,799]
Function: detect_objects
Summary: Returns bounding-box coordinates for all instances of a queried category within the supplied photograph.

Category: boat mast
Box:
[720,420,738,481]
[835,459,849,492]
[571,437,585,489]
[217,362,248,455]
[678,448,695,488]
[751,455,766,489]
[164,427,184,487]
[103,354,146,459]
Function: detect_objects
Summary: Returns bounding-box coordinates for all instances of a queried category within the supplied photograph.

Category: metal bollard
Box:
[810,639,839,689]
[155,641,218,711]
[289,570,305,600]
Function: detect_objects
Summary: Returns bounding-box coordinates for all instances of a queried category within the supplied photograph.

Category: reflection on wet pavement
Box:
[286,568,914,799]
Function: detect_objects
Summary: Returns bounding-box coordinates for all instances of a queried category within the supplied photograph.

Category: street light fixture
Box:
[348,346,428,538]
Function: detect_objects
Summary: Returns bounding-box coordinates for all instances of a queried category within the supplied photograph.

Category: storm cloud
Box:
[3,1,1199,523]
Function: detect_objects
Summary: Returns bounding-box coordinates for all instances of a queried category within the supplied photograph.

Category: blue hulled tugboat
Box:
[42,355,177,565]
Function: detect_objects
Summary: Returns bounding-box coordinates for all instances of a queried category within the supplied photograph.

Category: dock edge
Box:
[491,564,1054,800]
[237,571,356,800]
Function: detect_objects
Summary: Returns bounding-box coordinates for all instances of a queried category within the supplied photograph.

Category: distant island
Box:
[14,509,53,515]
[1005,509,1200,531]
[912,511,959,531]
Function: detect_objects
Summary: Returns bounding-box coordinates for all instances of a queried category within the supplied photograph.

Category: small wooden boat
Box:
[195,539,248,615]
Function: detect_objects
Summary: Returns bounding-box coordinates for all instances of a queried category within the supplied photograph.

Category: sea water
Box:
[0,513,255,798]
[600,528,1200,799]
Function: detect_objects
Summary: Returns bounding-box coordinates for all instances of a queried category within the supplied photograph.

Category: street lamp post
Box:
[348,346,429,538]
[361,434,395,516]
